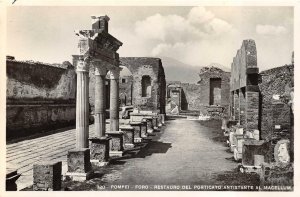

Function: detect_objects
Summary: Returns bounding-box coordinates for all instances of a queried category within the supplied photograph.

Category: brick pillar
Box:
[76,58,90,148]
[110,69,120,131]
[233,90,239,122]
[239,88,246,126]
[245,86,259,130]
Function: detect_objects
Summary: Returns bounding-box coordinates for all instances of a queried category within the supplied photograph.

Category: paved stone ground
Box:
[63,119,259,191]
[6,120,130,191]
[7,118,259,191]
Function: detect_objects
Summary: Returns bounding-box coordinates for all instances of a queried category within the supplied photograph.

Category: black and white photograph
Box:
[1,0,298,194]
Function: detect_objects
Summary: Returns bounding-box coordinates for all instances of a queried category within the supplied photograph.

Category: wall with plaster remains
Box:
[6,57,76,139]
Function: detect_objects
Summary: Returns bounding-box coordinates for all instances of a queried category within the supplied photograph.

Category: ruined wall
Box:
[198,67,230,107]
[197,67,230,117]
[166,68,230,117]
[259,65,294,140]
[119,75,133,106]
[6,57,76,139]
[181,83,202,110]
[6,60,76,100]
[230,39,260,129]
[120,57,166,114]
[166,83,182,113]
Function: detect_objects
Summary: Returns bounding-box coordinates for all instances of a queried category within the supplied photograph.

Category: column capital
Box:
[109,68,122,80]
[95,64,108,76]
[76,57,91,72]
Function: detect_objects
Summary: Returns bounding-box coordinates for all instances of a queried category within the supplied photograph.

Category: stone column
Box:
[76,58,90,149]
[94,64,107,137]
[89,63,111,166]
[110,69,120,131]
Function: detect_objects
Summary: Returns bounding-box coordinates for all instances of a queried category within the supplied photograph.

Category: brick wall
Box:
[120,57,166,114]
[166,67,230,118]
[259,65,294,139]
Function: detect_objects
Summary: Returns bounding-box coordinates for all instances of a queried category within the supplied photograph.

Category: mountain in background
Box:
[160,56,230,84]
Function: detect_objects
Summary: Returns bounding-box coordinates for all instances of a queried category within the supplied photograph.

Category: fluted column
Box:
[110,69,120,131]
[94,64,107,137]
[76,57,90,149]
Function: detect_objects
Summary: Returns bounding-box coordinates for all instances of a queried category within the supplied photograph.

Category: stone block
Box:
[33,161,62,191]
[152,116,158,129]
[130,121,144,140]
[89,137,110,164]
[66,148,93,181]
[242,140,269,166]
[143,117,154,133]
[106,131,124,156]
[120,126,135,149]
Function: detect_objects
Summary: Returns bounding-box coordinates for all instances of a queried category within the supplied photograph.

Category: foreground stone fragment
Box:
[6,168,21,191]
[33,161,62,191]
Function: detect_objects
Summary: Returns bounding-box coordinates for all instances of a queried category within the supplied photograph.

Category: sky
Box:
[6,6,293,70]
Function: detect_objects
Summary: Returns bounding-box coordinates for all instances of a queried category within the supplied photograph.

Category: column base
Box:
[130,122,143,139]
[134,137,143,143]
[106,131,124,157]
[147,129,154,134]
[90,160,110,167]
[120,126,135,150]
[89,137,111,163]
[66,148,93,181]
[65,171,94,182]
[109,151,124,157]
[143,118,154,134]
[124,143,135,149]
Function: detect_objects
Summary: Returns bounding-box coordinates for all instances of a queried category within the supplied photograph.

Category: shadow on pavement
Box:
[134,141,172,158]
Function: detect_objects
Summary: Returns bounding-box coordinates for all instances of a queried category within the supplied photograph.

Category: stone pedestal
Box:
[89,137,111,166]
[130,121,143,142]
[106,131,124,157]
[159,113,165,125]
[153,116,159,130]
[120,126,135,149]
[33,161,62,191]
[141,120,148,138]
[144,117,154,133]
[6,168,20,191]
[66,148,93,181]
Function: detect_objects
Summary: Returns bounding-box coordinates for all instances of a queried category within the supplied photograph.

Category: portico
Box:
[66,15,123,180]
